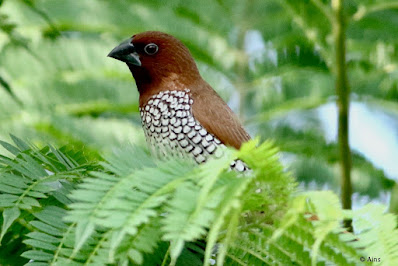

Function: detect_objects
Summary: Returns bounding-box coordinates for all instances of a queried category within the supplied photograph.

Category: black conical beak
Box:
[108,38,141,66]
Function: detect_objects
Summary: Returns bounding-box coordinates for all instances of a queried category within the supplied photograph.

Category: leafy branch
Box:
[0,137,397,265]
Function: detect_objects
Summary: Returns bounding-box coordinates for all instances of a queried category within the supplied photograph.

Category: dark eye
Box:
[144,43,158,55]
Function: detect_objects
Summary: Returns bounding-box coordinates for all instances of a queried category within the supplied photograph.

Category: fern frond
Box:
[353,204,398,264]
[22,206,107,265]
[65,142,197,262]
[6,138,397,266]
[163,152,235,264]
[238,139,296,218]
[0,137,98,243]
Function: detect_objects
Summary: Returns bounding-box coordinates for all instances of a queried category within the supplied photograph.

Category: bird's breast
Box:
[139,89,223,164]
[139,89,249,172]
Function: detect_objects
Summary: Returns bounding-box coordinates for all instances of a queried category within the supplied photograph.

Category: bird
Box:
[108,31,250,172]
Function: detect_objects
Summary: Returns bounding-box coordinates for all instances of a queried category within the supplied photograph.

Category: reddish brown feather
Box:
[128,31,251,149]
[190,80,250,149]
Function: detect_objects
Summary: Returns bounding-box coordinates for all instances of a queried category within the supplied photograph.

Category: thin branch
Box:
[0,75,22,106]
[332,0,352,228]
[83,230,111,266]
[310,0,334,23]
[353,2,398,21]
[52,222,76,265]
[280,2,333,69]
[234,1,250,121]
[21,1,60,37]
[161,245,170,266]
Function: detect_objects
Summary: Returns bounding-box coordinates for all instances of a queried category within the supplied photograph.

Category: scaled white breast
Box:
[140,89,223,164]
[139,89,249,172]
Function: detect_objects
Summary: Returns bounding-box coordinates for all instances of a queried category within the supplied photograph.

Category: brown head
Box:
[108,31,202,102]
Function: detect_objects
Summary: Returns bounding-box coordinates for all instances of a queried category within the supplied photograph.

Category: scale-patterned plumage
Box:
[140,89,248,172]
[108,31,251,172]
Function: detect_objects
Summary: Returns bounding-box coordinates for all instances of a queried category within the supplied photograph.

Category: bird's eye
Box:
[144,43,158,55]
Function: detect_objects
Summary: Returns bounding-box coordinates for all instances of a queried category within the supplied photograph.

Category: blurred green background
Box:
[0,0,397,209]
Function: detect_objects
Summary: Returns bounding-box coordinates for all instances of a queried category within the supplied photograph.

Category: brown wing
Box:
[191,82,251,149]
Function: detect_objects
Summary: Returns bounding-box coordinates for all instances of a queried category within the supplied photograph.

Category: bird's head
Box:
[108,31,202,94]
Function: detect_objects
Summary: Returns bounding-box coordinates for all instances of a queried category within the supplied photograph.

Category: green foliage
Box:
[0,137,397,265]
[0,0,396,202]
[1,0,398,265]
[0,136,100,264]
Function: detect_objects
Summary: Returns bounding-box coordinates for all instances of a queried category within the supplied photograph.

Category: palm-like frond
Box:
[0,138,396,265]
[0,136,98,243]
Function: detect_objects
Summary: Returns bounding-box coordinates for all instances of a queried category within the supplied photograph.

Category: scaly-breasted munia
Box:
[108,31,250,171]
